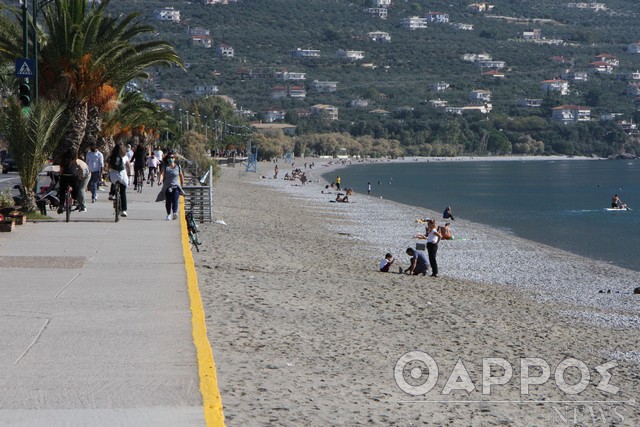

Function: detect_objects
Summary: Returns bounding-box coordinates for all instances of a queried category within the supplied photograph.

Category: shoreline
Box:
[196,163,639,425]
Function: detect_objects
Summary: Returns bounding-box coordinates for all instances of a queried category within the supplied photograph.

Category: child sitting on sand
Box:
[379,253,395,272]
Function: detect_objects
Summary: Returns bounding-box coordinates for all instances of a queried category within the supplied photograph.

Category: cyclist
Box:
[131,144,146,190]
[146,154,159,184]
[57,149,90,213]
[108,142,129,217]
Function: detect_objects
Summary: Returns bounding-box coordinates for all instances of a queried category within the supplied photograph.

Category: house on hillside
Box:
[566,3,606,11]
[336,50,365,61]
[191,35,212,48]
[541,79,569,95]
[518,98,542,108]
[154,7,180,22]
[368,31,391,42]
[482,70,505,78]
[469,89,491,103]
[291,48,321,58]
[521,29,541,40]
[451,23,474,31]
[288,86,307,98]
[311,80,338,93]
[310,104,339,120]
[561,69,588,83]
[263,109,286,123]
[551,105,591,124]
[588,61,614,74]
[401,16,428,30]
[217,44,234,57]
[369,109,391,117]
[188,27,210,36]
[430,99,448,108]
[376,0,392,6]
[278,71,306,81]
[468,3,494,13]
[364,8,388,19]
[432,81,450,91]
[194,85,218,96]
[594,54,619,67]
[476,60,506,69]
[425,12,449,23]
[350,99,369,108]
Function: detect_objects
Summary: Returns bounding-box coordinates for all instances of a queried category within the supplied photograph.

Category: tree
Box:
[0,99,67,212]
[36,0,183,161]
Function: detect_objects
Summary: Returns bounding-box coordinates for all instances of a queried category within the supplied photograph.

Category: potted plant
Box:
[0,188,15,215]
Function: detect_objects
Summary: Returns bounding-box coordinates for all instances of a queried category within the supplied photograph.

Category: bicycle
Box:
[57,173,77,223]
[185,207,201,252]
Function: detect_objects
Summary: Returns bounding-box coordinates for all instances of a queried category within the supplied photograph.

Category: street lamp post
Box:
[32,0,55,101]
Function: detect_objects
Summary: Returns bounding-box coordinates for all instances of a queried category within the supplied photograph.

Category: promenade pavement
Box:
[0,182,208,426]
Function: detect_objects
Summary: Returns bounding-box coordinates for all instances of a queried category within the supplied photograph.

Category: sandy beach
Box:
[195,159,639,426]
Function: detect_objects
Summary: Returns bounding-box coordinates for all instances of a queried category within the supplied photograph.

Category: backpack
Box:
[109,154,125,171]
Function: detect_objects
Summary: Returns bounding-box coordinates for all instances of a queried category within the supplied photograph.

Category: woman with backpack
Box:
[158,151,184,221]
[108,141,129,217]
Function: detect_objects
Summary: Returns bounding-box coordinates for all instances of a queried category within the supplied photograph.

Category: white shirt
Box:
[427,229,439,244]
[154,150,163,162]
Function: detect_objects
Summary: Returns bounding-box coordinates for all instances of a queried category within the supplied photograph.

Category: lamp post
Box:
[32,0,55,101]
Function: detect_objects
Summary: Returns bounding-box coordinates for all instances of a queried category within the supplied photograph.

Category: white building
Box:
[368,31,391,42]
[451,23,474,30]
[336,50,365,61]
[154,7,180,22]
[291,48,321,58]
[425,11,449,23]
[551,105,591,124]
[217,44,234,58]
[311,80,338,93]
[518,98,542,108]
[469,89,492,103]
[476,60,506,69]
[194,85,219,96]
[432,82,450,91]
[310,104,339,120]
[364,8,388,19]
[401,16,428,30]
[541,79,569,95]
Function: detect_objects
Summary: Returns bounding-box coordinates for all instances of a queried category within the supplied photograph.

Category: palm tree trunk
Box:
[53,100,88,163]
[80,105,102,156]
[19,186,38,214]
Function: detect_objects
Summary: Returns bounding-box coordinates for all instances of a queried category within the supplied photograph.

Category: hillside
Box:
[109,0,640,156]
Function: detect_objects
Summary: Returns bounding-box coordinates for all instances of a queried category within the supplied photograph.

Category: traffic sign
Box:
[15,58,35,78]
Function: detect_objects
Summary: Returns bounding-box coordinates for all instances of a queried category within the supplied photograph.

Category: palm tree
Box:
[0,99,67,212]
[37,0,183,160]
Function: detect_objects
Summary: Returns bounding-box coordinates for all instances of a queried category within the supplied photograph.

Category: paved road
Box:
[0,183,208,426]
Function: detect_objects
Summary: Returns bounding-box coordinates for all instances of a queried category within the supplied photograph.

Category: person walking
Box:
[85,144,104,203]
[426,219,442,277]
[108,142,129,217]
[335,175,341,191]
[158,152,185,221]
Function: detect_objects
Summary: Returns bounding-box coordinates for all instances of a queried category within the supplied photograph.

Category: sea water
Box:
[324,159,640,272]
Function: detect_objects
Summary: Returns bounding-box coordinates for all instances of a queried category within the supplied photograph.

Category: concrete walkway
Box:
[0,183,212,426]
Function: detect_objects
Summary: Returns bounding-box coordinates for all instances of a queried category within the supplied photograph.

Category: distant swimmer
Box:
[611,194,628,210]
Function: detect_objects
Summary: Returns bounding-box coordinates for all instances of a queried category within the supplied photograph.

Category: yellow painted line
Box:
[179,200,226,426]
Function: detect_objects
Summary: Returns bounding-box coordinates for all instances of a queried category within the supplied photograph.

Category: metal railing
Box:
[182,165,213,223]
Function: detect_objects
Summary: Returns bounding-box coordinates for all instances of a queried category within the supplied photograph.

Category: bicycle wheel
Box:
[137,170,144,193]
[65,188,71,223]
[189,230,200,252]
[114,184,121,223]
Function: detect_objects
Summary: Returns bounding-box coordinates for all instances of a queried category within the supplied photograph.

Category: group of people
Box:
[380,207,456,278]
[55,142,185,220]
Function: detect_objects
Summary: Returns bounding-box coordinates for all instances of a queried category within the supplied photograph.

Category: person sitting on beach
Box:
[336,193,349,203]
[379,253,395,272]
[284,172,291,180]
[438,223,453,240]
[345,188,353,196]
[443,206,455,221]
[611,194,627,209]
[405,247,429,276]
